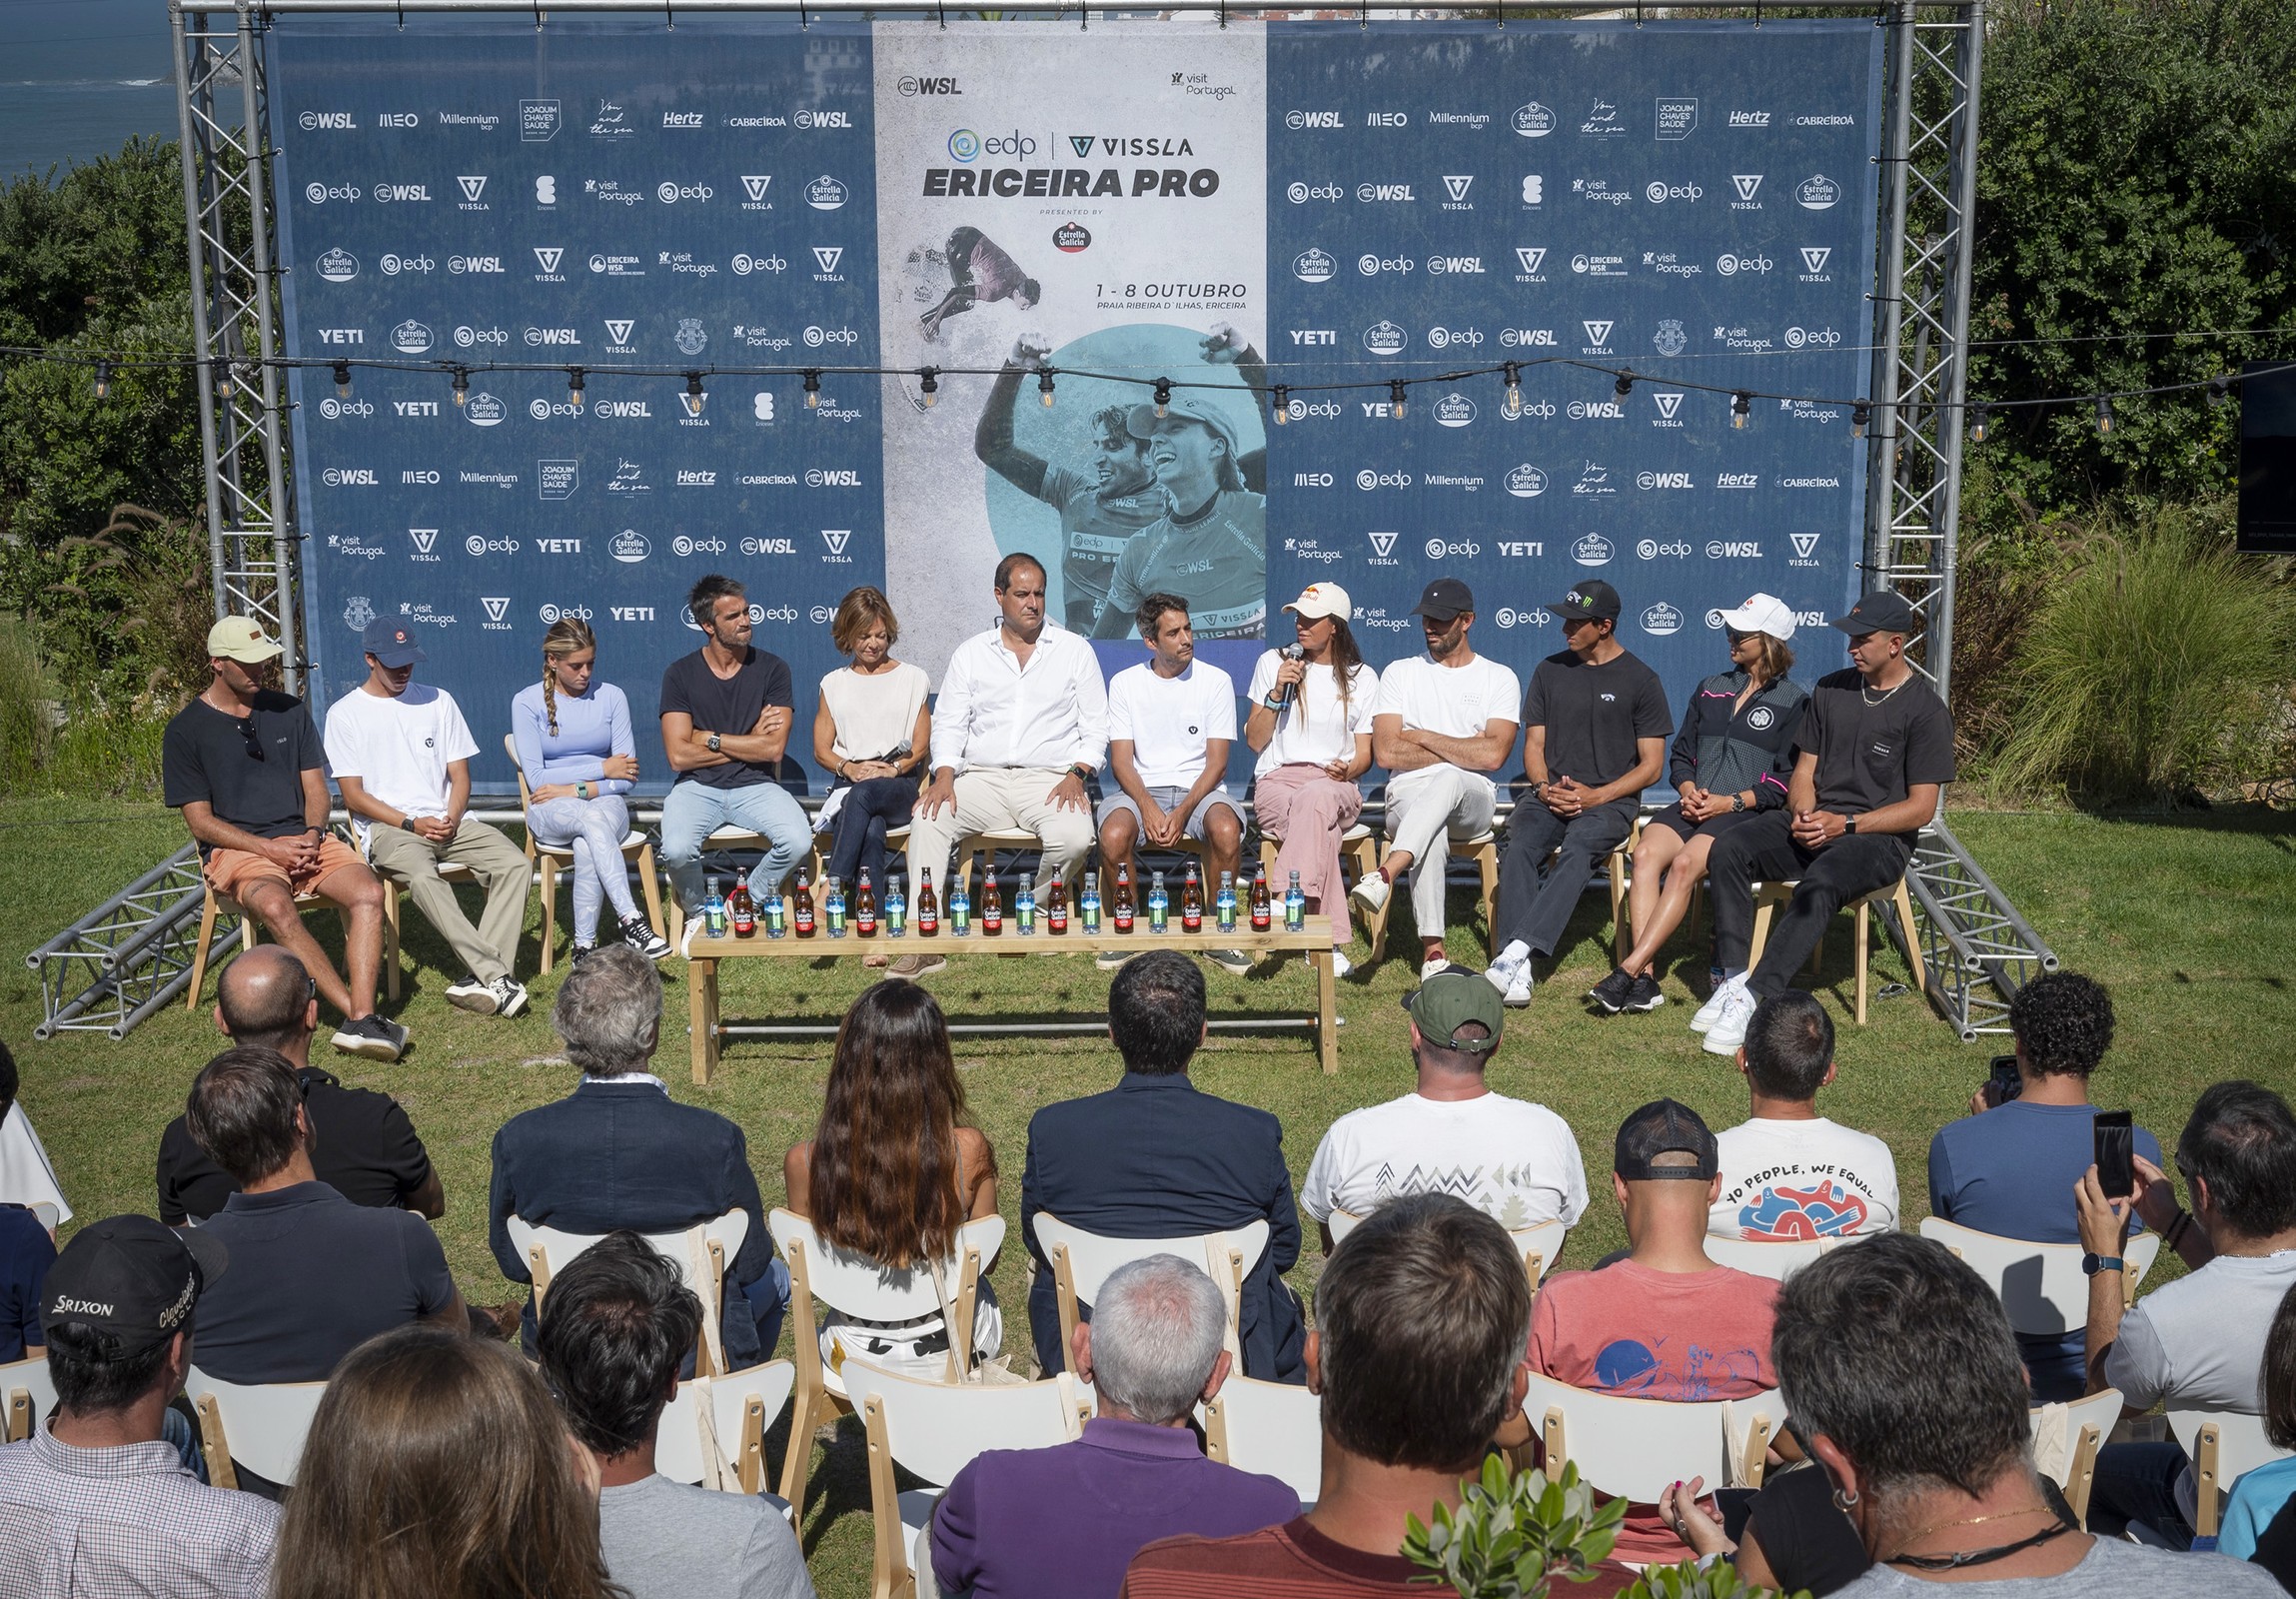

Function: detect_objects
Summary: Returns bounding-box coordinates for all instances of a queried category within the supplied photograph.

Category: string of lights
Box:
[10,342,2292,439]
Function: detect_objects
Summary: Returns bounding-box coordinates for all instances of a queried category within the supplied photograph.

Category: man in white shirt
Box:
[1098,592,1248,974]
[907,554,1108,909]
[1300,966,1586,1247]
[1711,990,1899,1241]
[1355,579,1523,979]
[325,619,533,1018]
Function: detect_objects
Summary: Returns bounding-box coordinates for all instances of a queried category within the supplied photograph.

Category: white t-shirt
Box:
[818,661,929,766]
[1371,654,1522,798]
[1709,1116,1900,1240]
[1105,661,1237,790]
[323,683,480,847]
[2105,1248,2296,1413]
[1245,651,1380,777]
[1300,1090,1588,1231]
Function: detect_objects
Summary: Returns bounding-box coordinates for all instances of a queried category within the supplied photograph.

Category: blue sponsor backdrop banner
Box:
[265,16,1879,796]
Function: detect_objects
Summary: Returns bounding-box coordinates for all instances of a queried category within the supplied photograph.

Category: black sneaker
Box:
[1587,967,1637,1014]
[570,942,598,964]
[444,974,499,1014]
[1625,972,1668,1012]
[331,1014,409,1062]
[488,975,531,1018]
[621,916,672,961]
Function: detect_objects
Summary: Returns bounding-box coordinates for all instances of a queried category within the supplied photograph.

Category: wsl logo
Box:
[1292,248,1336,283]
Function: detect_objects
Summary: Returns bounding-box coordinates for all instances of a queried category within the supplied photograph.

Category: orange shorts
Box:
[203,834,371,903]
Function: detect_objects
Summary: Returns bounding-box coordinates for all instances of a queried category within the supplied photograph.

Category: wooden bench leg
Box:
[537,855,559,975]
[1854,898,1871,1024]
[185,890,223,1011]
[382,878,403,1001]
[689,957,720,1084]
[637,842,666,933]
[1474,842,1500,960]
[1314,948,1338,1074]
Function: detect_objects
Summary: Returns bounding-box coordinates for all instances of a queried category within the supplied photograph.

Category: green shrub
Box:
[0,614,61,793]
[1988,503,2296,801]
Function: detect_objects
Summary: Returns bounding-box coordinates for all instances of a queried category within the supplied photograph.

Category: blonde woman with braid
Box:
[512,621,670,961]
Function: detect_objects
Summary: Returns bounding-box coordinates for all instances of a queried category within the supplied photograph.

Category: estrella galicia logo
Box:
[1293,248,1336,283]
[1362,321,1407,356]
[608,529,651,564]
[1642,602,1685,636]
[1433,393,1477,428]
[1795,173,1841,209]
[947,129,981,162]
[390,320,434,355]
[804,175,849,210]
[1513,101,1556,137]
[1506,464,1548,498]
[1572,533,1615,567]
[464,393,507,427]
[1053,222,1091,253]
[317,248,358,282]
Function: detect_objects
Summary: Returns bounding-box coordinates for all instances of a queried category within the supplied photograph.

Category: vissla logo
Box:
[1442,174,1474,202]
[534,246,564,273]
[812,246,843,273]
[604,319,635,346]
[821,529,851,556]
[1583,318,1614,347]
[1732,174,1763,201]
[408,528,439,555]
[482,598,511,622]
[1367,531,1400,558]
[1800,246,1832,273]
[741,175,772,204]
[1515,247,1548,275]
[458,175,488,202]
[1654,392,1685,420]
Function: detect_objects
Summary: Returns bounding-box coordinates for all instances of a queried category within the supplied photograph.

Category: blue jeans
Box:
[658,780,810,912]
[2089,1441,2195,1549]
[163,1404,207,1481]
[827,776,920,891]
[738,1257,792,1366]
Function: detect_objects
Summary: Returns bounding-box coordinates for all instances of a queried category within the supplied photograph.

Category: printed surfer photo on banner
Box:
[872,19,1269,688]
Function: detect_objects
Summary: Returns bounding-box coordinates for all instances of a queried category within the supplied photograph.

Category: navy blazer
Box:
[1021,1071,1306,1382]
[489,1078,773,1365]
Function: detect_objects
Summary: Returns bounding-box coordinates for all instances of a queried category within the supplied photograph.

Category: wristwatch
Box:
[398,815,418,832]
[1731,793,1745,812]
[2082,1253,2124,1276]
[1068,763,1094,782]
[1843,814,1858,834]
[706,733,722,754]
[1531,780,1549,800]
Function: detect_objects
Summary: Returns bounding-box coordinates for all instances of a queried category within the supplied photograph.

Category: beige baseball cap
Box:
[206,617,284,664]
[1283,582,1352,622]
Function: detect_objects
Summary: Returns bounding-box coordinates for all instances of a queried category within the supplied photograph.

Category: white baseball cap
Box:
[1283,583,1352,622]
[1717,593,1796,643]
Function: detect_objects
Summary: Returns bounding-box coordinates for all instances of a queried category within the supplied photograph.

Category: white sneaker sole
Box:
[1503,984,1533,1008]
[445,985,500,1015]
[1348,879,1390,912]
[1689,1004,1726,1033]
[1702,1028,1746,1056]
[1207,951,1254,975]
[332,1026,403,1061]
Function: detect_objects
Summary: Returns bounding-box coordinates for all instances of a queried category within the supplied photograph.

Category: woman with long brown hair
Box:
[512,618,668,961]
[784,980,1001,1374]
[273,1324,619,1599]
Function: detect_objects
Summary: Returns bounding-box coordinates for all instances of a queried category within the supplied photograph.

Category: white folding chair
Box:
[651,1360,798,1497]
[1,1352,57,1443]
[29,1202,58,1233]
[1202,1373,1323,1507]
[183,1366,329,1490]
[507,1209,751,1376]
[1917,1218,2161,1331]
[1524,1372,1780,1503]
[849,1357,1089,1599]
[1030,1214,1269,1377]
[2168,1407,2296,1540]
[1704,1235,1840,1281]
[768,1209,1005,1506]
[2032,1387,2124,1529]
[1329,1209,1569,1283]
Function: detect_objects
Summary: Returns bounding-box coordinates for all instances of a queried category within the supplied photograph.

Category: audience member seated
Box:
[2080,1079,2296,1548]
[0,1037,72,1225]
[186,1048,464,1447]
[1926,970,2161,1399]
[1659,1442,1872,1598]
[490,947,784,1365]
[1711,991,1899,1241]
[933,1254,1300,1599]
[1772,1232,2277,1598]
[0,1042,57,1365]
[278,1324,620,1599]
[2251,1495,2296,1593]
[0,1216,281,1596]
[2221,1282,2296,1565]
[156,946,443,1225]
[537,1232,813,1599]
[1121,1194,1637,1598]
[1021,951,1305,1380]
[1528,1098,1779,1564]
[784,980,1002,1375]
[1299,965,1585,1247]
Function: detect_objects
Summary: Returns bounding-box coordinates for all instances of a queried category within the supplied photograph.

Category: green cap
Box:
[1400,964,1505,1053]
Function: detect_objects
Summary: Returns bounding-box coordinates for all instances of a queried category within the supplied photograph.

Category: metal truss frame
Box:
[26,846,223,1039]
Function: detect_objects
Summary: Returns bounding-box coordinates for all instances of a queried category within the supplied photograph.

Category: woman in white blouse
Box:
[812,588,932,965]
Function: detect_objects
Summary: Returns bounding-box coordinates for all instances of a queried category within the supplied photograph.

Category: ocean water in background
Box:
[2,0,177,178]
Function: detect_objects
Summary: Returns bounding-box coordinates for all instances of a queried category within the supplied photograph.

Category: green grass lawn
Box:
[4,797,2293,1593]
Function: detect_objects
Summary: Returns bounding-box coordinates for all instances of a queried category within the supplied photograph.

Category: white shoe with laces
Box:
[1349,873,1391,914]
[1485,951,1534,1007]
[1701,978,1759,1055]
[1689,979,1737,1033]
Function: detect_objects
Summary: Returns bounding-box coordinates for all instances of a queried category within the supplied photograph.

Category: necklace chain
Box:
[1861,676,1908,707]
[1892,1502,2056,1556]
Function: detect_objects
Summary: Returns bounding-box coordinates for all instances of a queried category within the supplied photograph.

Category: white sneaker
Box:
[1349,873,1391,914]
[1689,979,1738,1033]
[1484,951,1525,995]
[445,974,499,1015]
[1501,965,1534,1008]
[1331,947,1353,979]
[1702,979,1759,1055]
[1420,957,1454,984]
[489,975,531,1019]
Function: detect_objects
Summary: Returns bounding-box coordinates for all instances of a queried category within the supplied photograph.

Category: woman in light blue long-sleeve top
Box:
[511,619,669,960]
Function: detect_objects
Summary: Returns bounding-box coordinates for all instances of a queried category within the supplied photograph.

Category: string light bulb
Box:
[1851,402,1871,439]
[1731,391,1750,429]
[1968,404,1989,444]
[451,366,470,408]
[213,359,234,403]
[568,367,584,411]
[1038,368,1056,409]
[1152,377,1171,418]
[1503,362,1523,420]
[685,371,704,403]
[2094,394,2114,435]
[918,367,938,408]
[1271,385,1289,426]
[93,360,112,401]
[1389,379,1407,421]
[803,369,821,409]
[1614,372,1634,400]
[332,361,352,400]
[2207,375,2230,409]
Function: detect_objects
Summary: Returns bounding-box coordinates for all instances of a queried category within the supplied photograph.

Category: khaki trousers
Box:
[364,817,531,983]
[903,767,1095,896]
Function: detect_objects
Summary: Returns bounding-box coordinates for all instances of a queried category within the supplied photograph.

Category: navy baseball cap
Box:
[361,617,427,668]
[1410,578,1477,622]
[1551,581,1623,622]
[43,1215,228,1353]
[1829,591,1919,637]
[1615,1098,1720,1181]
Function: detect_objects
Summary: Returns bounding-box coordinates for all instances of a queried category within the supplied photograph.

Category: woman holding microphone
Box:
[812,587,932,972]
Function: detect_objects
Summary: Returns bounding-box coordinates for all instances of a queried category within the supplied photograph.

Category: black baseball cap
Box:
[1829,590,1919,637]
[1410,578,1477,622]
[361,617,427,669]
[1399,963,1506,1053]
[1615,1098,1720,1181]
[42,1215,228,1352]
[1550,580,1623,622]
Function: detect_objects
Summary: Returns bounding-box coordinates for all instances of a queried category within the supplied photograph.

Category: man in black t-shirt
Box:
[1486,582,1673,1007]
[655,574,811,920]
[1699,591,1956,1054]
[156,946,441,1224]
[161,618,402,1062]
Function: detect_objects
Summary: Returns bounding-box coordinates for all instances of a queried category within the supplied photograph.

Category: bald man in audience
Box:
[156,946,443,1225]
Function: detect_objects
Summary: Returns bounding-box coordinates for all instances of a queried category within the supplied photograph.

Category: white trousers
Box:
[903,767,1096,895]
[1382,767,1496,940]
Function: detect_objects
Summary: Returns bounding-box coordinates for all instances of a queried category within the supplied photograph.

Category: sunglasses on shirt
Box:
[235,718,265,761]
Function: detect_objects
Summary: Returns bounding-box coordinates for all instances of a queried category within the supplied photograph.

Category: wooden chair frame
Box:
[652,1361,797,1496]
[1745,873,1926,1024]
[1257,822,1382,951]
[1,1351,56,1444]
[1034,1214,1267,1377]
[1202,1373,1324,1506]
[2035,1387,2123,1530]
[1529,1374,1777,1503]
[184,882,325,1010]
[185,1366,329,1490]
[1354,830,1502,965]
[503,734,666,972]
[2168,1407,2295,1540]
[510,1211,745,1376]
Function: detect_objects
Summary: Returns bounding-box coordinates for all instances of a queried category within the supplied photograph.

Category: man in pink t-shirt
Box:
[1529,1098,1779,1562]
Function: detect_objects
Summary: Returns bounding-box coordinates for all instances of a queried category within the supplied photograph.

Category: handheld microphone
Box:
[1277,643,1306,707]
